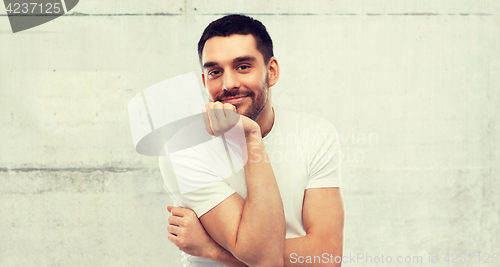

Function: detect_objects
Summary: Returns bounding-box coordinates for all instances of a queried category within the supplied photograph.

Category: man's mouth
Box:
[220,95,247,104]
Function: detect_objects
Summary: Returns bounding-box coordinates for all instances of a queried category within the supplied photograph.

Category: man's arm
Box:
[232,187,344,267]
[166,134,285,267]
[198,103,285,266]
[283,187,344,266]
[199,130,285,266]
[168,187,344,266]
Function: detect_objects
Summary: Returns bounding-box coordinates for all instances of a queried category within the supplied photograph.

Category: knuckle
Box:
[179,228,186,236]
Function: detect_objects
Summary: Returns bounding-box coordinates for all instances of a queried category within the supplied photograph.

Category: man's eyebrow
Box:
[202,56,257,69]
[233,56,257,64]
[203,62,218,69]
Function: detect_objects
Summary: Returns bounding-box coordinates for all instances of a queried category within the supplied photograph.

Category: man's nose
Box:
[222,71,240,91]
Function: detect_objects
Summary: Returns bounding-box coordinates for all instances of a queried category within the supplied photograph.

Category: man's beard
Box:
[214,74,269,121]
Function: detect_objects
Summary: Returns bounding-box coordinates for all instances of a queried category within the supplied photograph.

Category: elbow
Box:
[229,229,286,266]
[317,236,343,267]
[332,252,343,267]
[328,243,344,267]
[327,248,343,267]
[236,256,284,267]
[327,245,343,267]
[232,246,284,267]
[263,257,284,267]
[253,258,284,267]
[314,251,342,267]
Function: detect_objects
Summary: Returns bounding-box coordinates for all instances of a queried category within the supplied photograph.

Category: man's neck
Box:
[255,103,274,138]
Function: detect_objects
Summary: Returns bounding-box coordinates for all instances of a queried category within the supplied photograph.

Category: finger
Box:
[170,206,194,217]
[167,224,180,235]
[212,102,227,131]
[222,103,236,116]
[223,103,239,127]
[168,215,182,226]
[201,106,214,135]
[168,233,180,246]
[208,102,220,134]
[169,207,184,217]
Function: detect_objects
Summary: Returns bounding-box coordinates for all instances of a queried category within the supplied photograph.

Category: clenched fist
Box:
[202,101,261,138]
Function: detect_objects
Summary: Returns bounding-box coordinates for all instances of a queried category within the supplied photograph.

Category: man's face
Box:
[201,34,270,121]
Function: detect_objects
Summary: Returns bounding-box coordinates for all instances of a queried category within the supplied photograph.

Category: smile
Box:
[221,96,247,104]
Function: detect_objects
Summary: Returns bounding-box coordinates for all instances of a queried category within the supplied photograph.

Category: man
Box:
[159,14,344,266]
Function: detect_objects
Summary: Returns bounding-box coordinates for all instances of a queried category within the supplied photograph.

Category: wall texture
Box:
[1,1,499,266]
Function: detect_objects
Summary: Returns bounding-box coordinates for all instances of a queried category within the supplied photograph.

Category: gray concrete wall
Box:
[1,1,499,266]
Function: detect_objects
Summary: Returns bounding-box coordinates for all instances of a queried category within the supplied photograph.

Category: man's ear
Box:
[201,73,206,88]
[267,57,280,87]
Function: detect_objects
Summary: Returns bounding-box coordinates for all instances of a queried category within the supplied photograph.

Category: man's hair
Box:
[198,14,274,65]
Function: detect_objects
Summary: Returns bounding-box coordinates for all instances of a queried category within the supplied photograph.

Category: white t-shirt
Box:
[159,105,342,266]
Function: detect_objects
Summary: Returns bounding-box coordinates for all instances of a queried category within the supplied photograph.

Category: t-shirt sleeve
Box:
[158,144,236,218]
[306,118,342,189]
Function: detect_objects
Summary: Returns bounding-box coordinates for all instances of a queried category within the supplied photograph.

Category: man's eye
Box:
[209,70,221,76]
[238,65,250,70]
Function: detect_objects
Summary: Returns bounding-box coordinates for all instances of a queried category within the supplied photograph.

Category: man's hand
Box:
[166,206,220,259]
[167,206,250,267]
[202,101,260,138]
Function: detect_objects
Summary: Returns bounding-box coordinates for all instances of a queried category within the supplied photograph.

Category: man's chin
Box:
[235,102,262,121]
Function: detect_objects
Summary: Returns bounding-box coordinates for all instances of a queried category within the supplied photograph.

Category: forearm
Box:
[209,234,341,267]
[209,245,249,267]
[232,131,286,265]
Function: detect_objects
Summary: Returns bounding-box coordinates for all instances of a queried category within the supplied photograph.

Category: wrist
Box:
[245,129,262,144]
